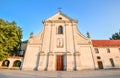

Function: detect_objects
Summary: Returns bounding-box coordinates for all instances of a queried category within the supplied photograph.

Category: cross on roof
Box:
[58,7,62,12]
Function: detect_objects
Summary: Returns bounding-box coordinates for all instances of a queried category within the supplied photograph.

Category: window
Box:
[58,26,63,34]
[58,17,62,20]
[107,48,110,53]
[109,58,115,67]
[95,48,99,53]
[97,56,101,59]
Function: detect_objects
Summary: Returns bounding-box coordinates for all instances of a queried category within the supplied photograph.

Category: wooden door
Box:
[56,55,64,71]
[98,61,103,69]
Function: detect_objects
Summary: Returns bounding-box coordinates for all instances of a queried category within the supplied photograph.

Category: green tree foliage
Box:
[0,18,22,61]
[0,51,9,61]
[110,30,120,40]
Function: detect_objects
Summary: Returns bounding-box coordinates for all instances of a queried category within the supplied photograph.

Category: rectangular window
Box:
[109,58,115,67]
[107,48,110,53]
[95,48,99,53]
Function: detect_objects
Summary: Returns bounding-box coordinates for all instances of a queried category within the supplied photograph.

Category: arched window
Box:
[58,26,63,34]
[13,60,21,67]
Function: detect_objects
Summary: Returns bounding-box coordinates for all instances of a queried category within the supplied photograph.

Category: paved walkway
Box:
[0,69,120,78]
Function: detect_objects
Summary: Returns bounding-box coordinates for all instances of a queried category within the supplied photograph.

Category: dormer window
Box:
[58,17,62,20]
[58,26,63,34]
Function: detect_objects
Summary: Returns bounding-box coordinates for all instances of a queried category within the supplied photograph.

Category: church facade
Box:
[21,12,120,71]
[0,12,120,71]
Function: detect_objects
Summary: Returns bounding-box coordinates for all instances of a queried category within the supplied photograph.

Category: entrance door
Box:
[56,55,64,71]
[97,61,103,69]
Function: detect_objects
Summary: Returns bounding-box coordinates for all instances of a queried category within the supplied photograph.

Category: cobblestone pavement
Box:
[0,69,120,78]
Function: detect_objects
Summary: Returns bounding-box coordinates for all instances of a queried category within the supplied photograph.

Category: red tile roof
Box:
[92,40,120,47]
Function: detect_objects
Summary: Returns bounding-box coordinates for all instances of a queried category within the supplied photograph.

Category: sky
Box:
[0,0,120,41]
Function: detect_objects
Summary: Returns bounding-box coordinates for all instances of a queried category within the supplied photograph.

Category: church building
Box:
[0,11,120,71]
[21,11,120,71]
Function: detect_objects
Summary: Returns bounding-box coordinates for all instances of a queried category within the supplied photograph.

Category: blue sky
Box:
[0,0,120,40]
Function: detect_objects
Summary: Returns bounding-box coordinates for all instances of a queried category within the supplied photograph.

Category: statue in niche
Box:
[57,38,63,48]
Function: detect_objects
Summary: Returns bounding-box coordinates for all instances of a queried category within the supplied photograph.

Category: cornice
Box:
[43,20,78,23]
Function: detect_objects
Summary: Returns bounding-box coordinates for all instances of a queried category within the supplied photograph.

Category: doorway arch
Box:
[2,60,10,67]
[13,60,21,67]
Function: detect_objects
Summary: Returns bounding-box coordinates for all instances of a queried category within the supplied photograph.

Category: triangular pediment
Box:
[46,12,77,21]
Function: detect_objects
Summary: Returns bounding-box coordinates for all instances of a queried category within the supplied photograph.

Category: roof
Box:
[92,40,120,47]
[8,56,22,59]
[59,12,77,21]
[45,11,78,22]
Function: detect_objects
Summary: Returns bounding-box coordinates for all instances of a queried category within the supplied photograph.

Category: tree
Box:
[0,51,9,61]
[110,30,120,40]
[0,18,22,61]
